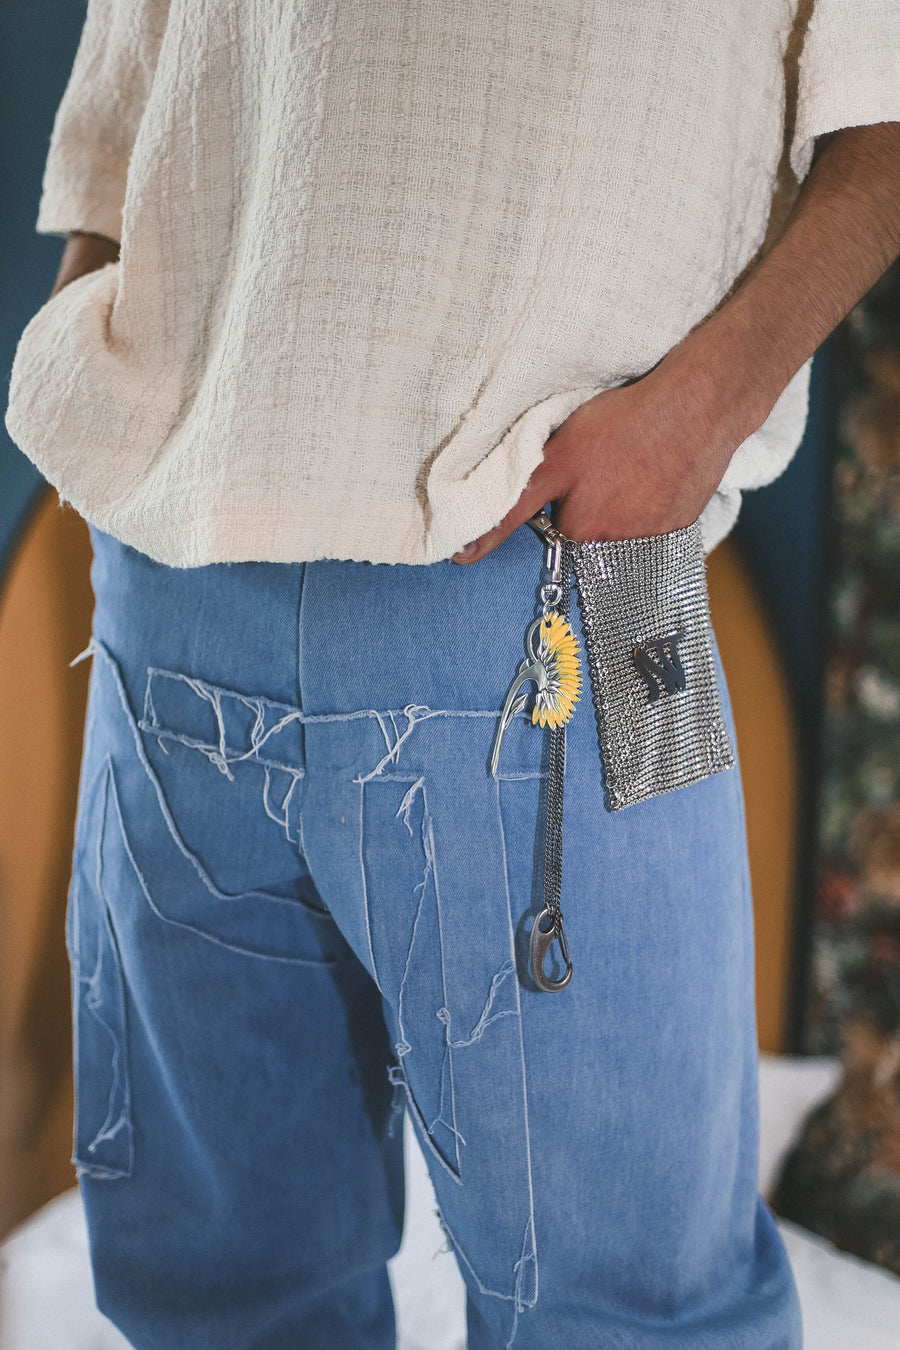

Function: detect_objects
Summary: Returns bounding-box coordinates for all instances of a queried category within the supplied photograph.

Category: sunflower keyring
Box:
[489,509,582,992]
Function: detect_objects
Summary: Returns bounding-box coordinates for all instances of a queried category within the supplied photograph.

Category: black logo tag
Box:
[633,632,686,701]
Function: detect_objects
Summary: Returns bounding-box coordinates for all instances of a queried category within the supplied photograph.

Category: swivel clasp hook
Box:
[529,907,574,993]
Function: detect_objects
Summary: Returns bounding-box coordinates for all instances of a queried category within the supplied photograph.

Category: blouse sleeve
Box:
[35,0,170,244]
[790,0,900,180]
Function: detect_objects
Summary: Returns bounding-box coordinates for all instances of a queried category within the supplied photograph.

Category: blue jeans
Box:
[68,521,802,1349]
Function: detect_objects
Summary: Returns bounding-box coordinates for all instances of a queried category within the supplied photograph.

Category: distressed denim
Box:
[67,520,802,1349]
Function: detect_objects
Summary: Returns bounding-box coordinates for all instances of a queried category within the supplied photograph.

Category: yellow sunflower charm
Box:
[489,609,582,775]
[531,611,582,729]
[487,508,581,991]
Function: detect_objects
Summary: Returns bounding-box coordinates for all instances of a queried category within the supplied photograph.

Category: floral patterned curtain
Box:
[774,260,900,1275]
[804,261,900,1055]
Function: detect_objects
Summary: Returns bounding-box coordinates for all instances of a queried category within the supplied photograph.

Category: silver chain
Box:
[527,521,574,992]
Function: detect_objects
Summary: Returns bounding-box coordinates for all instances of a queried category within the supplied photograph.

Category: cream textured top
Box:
[5,0,900,566]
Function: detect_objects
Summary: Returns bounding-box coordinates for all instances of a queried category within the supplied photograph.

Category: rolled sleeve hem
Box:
[790,0,900,180]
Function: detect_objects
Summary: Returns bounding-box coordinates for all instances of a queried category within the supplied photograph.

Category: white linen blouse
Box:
[5,0,900,566]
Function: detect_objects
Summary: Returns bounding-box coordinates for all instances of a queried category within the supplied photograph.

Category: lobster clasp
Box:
[529,907,574,992]
[526,508,562,543]
[526,509,565,606]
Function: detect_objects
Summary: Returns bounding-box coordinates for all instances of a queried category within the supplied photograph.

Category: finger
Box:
[451,467,562,564]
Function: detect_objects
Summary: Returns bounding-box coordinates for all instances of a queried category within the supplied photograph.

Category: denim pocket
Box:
[84,638,338,966]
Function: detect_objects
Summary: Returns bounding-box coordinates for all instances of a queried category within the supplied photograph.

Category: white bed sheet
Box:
[2,1055,898,1350]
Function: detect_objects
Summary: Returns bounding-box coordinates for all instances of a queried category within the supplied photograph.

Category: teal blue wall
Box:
[1,0,87,576]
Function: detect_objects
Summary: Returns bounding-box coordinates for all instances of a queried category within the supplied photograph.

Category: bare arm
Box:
[715,122,900,414]
[454,121,900,561]
[48,230,120,300]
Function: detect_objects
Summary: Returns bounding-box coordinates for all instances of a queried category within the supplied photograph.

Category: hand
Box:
[451,329,765,562]
[454,121,900,564]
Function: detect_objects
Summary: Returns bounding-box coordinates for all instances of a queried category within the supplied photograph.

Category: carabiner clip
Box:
[529,907,574,992]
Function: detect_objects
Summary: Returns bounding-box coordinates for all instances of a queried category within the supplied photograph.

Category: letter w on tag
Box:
[632,632,686,701]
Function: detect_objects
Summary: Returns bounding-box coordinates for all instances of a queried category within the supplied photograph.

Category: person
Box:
[5,2,900,1346]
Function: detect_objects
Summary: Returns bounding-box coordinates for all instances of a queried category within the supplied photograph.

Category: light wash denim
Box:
[67,520,802,1349]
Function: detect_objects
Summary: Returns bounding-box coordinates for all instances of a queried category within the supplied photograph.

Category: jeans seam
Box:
[357,777,383,992]
[72,768,134,1180]
[136,722,305,777]
[495,774,539,1319]
[423,782,464,1177]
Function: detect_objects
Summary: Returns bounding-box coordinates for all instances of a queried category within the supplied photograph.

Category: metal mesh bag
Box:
[571,518,735,810]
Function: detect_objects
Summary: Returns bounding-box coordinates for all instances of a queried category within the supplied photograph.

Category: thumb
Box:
[451,464,562,564]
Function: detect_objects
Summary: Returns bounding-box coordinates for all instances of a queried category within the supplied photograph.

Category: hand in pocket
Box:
[452,327,770,562]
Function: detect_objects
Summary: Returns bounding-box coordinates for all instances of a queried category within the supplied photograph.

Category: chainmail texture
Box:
[571,519,735,811]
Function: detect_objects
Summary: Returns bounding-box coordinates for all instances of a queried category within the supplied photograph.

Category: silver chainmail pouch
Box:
[494,510,736,991]
[570,518,735,810]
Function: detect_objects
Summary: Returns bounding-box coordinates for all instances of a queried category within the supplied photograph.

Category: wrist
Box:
[68,228,120,248]
[652,314,776,455]
[50,231,120,299]
[706,283,810,421]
